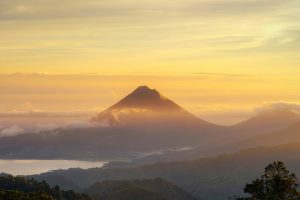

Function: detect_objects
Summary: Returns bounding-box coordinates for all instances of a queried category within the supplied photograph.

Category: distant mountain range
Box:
[105,109,300,167]
[233,121,300,149]
[0,86,224,160]
[229,108,300,139]
[2,85,300,200]
[0,85,299,162]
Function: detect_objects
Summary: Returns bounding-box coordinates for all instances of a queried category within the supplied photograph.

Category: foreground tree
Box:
[0,175,93,200]
[235,161,300,200]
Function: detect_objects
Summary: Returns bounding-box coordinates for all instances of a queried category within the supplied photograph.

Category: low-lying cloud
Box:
[0,111,92,118]
[0,0,296,21]
[64,121,97,129]
[0,126,26,137]
[255,102,300,114]
[35,123,60,133]
[0,119,110,137]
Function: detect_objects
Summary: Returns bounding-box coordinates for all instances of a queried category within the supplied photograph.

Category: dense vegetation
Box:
[0,175,93,200]
[0,175,195,200]
[1,161,300,200]
[0,189,54,200]
[235,161,300,200]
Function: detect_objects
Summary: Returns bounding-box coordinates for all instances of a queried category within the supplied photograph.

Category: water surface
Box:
[0,160,106,176]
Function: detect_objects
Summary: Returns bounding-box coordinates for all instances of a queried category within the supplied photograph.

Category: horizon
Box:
[1,73,300,126]
[1,0,300,126]
[1,1,300,199]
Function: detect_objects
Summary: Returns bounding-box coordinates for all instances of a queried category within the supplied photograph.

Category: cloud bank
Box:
[0,0,295,21]
[255,102,300,114]
[0,126,26,137]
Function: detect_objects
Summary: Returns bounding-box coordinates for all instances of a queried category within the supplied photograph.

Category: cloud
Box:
[0,0,296,21]
[0,119,110,137]
[35,123,60,133]
[64,120,110,130]
[0,126,26,137]
[255,102,300,114]
[187,0,289,17]
[0,0,142,21]
[0,1,299,75]
[64,121,95,129]
[0,111,93,118]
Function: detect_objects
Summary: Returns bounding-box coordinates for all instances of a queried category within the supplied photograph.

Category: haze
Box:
[1,1,300,199]
[1,0,300,125]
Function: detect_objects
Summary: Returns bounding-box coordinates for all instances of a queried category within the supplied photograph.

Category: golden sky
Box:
[0,0,300,125]
[1,73,300,125]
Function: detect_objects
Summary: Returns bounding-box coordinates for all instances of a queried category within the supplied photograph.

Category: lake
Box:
[0,160,106,176]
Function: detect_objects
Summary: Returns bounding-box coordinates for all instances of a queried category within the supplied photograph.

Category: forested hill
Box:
[84,178,197,200]
[0,175,196,200]
[0,175,93,200]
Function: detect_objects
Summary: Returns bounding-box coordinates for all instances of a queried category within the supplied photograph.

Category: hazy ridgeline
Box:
[1,0,300,199]
[1,86,300,200]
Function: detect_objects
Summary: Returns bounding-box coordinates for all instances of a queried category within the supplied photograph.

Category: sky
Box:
[0,0,300,125]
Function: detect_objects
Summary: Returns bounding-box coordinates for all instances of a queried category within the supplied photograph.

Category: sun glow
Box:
[0,0,299,125]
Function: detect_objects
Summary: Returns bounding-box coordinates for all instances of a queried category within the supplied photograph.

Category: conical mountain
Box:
[0,86,227,161]
[93,86,216,128]
[109,85,182,111]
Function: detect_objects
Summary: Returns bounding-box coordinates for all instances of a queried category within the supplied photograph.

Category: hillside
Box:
[35,143,300,200]
[229,108,300,139]
[229,122,300,152]
[0,190,54,200]
[0,175,92,200]
[84,178,197,200]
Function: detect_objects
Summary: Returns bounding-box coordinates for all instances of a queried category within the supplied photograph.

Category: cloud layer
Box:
[0,0,299,76]
[255,102,300,114]
[0,0,295,21]
[0,0,300,127]
[0,126,26,137]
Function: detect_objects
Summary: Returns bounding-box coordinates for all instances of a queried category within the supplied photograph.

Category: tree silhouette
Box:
[235,161,300,200]
[0,175,93,200]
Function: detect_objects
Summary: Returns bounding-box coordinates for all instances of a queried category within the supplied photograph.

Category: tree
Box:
[236,161,300,200]
[0,175,94,200]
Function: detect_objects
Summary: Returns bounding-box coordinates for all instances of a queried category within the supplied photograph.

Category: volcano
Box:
[0,86,225,161]
[92,86,216,128]
[108,85,182,111]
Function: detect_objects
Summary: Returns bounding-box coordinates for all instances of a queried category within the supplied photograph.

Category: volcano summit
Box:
[93,86,215,128]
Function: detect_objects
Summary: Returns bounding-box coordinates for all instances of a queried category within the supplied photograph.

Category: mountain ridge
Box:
[228,108,300,140]
[34,143,300,200]
[84,178,197,200]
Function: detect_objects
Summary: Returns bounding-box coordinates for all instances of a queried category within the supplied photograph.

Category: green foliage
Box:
[0,175,93,200]
[235,161,300,200]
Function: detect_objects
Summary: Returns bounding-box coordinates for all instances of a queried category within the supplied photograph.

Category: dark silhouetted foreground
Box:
[235,161,300,200]
[0,175,93,200]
